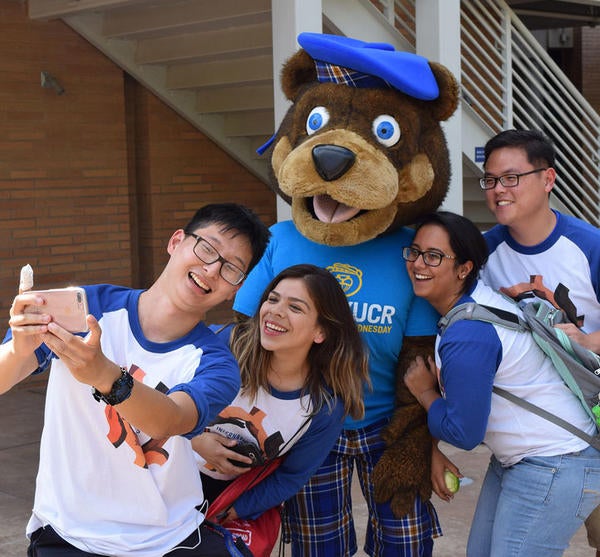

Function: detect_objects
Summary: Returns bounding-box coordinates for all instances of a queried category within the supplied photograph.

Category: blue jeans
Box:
[467,446,600,557]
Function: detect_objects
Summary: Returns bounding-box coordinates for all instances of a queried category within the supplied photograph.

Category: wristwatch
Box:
[92,366,134,406]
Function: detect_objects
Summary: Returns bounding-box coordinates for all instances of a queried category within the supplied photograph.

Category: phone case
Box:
[28,287,89,333]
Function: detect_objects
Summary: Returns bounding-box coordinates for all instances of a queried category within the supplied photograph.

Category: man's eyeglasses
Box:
[186,233,246,286]
[479,168,547,190]
[402,246,456,267]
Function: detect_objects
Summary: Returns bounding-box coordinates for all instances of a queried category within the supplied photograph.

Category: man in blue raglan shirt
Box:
[480,129,600,555]
[0,203,270,557]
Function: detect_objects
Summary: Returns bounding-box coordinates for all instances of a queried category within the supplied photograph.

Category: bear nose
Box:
[312,144,356,181]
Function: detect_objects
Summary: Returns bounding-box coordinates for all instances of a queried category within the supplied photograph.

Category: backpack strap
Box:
[493,386,600,451]
[519,302,600,425]
[438,302,528,336]
[439,300,600,450]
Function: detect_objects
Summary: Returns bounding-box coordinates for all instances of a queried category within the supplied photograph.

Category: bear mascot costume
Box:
[233,33,459,556]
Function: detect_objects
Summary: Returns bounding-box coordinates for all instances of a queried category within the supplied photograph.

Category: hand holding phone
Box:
[26,287,89,333]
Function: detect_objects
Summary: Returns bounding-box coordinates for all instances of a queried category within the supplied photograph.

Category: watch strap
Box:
[92,367,133,406]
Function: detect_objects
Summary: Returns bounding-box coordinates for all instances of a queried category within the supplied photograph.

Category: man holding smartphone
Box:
[0,203,270,557]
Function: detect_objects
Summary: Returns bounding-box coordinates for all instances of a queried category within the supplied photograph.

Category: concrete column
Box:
[416,0,463,215]
[271,0,322,221]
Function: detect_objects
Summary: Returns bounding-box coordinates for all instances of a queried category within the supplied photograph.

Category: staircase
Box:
[28,0,600,228]
[29,0,277,182]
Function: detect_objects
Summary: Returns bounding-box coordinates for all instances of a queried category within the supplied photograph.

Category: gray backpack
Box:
[438,300,600,450]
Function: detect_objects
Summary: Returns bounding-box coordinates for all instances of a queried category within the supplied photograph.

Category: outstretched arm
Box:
[40,316,239,439]
[0,291,51,394]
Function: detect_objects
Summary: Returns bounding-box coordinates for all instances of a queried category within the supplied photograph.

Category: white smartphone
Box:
[27,287,89,333]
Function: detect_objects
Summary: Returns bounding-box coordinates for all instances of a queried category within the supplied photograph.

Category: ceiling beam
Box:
[28,0,144,20]
[135,23,272,64]
[103,0,271,38]
[167,55,273,89]
[196,84,274,113]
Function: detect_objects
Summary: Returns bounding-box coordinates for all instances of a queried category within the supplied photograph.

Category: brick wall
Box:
[0,1,276,340]
[0,2,132,307]
[126,81,276,324]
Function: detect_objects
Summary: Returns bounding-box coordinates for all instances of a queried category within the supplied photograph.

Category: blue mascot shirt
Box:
[234,220,439,430]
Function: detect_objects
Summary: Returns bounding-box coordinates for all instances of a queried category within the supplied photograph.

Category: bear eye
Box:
[372,115,401,147]
[306,106,330,135]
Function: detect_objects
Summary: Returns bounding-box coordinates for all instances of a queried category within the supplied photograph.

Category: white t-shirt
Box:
[12,284,241,557]
[482,210,600,333]
[429,282,594,466]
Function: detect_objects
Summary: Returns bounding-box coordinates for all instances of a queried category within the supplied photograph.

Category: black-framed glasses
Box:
[479,168,547,190]
[402,246,456,267]
[186,233,246,286]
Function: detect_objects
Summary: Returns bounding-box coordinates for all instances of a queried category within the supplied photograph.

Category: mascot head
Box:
[261,33,459,246]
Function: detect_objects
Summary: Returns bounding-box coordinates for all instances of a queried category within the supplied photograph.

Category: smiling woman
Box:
[192,264,369,530]
[403,211,600,557]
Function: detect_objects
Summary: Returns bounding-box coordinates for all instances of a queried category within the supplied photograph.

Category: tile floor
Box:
[0,385,592,557]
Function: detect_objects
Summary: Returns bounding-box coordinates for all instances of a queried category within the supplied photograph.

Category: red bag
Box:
[206,458,283,557]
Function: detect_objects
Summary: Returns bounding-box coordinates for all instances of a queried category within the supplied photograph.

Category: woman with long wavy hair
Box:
[193,263,369,522]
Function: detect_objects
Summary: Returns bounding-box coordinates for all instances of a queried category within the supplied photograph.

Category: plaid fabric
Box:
[314,60,391,89]
[282,418,441,557]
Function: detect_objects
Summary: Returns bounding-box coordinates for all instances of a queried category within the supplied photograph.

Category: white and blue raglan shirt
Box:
[482,210,600,333]
[199,327,345,520]
[3,284,241,557]
[428,281,594,466]
[233,220,439,430]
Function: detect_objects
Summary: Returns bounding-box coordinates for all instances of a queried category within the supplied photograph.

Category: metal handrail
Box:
[461,0,600,226]
[370,0,600,226]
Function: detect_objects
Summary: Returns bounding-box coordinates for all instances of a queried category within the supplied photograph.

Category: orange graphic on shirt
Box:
[500,274,555,305]
[499,275,584,327]
[104,364,170,468]
[209,406,286,463]
[218,406,269,447]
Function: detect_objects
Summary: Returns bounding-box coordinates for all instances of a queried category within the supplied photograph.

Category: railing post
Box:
[271,0,322,222]
[500,0,513,128]
[416,0,463,214]
[382,0,395,25]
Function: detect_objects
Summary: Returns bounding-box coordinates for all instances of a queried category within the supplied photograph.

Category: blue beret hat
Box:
[297,32,440,101]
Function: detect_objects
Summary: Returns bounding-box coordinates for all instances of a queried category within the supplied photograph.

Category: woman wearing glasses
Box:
[192,264,369,525]
[401,211,600,557]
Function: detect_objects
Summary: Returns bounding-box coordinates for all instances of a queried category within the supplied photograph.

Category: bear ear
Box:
[281,49,317,102]
[428,62,460,122]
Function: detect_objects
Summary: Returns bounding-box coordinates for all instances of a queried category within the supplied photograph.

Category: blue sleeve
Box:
[169,335,241,439]
[561,214,600,303]
[233,228,277,317]
[483,225,505,254]
[208,323,234,345]
[233,399,345,519]
[427,321,502,450]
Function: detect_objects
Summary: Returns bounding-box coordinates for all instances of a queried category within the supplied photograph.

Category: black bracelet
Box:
[92,367,133,406]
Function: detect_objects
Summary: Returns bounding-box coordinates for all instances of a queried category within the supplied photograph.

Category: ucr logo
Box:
[328,263,362,297]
